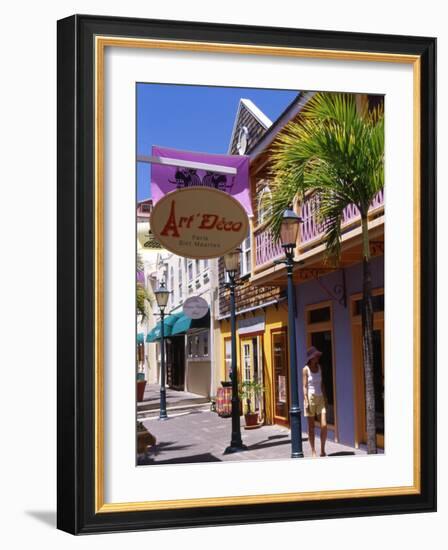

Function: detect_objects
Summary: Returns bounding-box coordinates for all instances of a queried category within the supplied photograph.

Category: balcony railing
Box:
[300,188,384,247]
[253,188,384,271]
[254,225,284,269]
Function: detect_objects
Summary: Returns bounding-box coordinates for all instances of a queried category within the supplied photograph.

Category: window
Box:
[353,294,384,316]
[258,185,272,225]
[178,258,183,303]
[187,260,193,282]
[195,259,200,276]
[223,264,231,284]
[237,126,249,155]
[240,231,251,276]
[169,266,174,305]
[203,332,209,356]
[187,331,210,358]
[194,335,200,356]
[141,203,152,213]
[203,259,209,269]
[308,306,331,324]
[243,343,252,382]
[224,338,231,380]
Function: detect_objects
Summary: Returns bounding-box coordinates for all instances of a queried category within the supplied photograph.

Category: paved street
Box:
[138,389,367,465]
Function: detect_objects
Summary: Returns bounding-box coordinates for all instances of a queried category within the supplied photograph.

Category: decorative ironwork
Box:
[370,240,384,256]
[169,167,234,192]
[296,267,333,281]
[298,267,347,308]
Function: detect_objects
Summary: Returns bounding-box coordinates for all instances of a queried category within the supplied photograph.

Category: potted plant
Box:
[137,373,146,402]
[239,380,265,428]
[136,357,147,402]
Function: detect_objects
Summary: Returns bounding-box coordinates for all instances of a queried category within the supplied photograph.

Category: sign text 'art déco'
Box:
[150,187,249,259]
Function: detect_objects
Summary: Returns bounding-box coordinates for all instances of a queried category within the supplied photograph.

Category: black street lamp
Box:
[154,280,170,420]
[223,248,247,455]
[275,207,304,458]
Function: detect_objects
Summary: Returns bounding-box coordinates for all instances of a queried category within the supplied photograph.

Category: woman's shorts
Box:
[304,393,326,417]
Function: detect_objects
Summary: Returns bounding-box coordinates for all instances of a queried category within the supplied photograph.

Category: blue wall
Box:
[295,256,384,446]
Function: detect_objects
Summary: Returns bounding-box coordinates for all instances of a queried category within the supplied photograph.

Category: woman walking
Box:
[303,346,327,457]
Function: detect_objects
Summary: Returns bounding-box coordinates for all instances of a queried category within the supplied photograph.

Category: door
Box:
[167,336,185,391]
[305,302,337,432]
[309,330,335,426]
[240,336,264,416]
[351,292,384,448]
[271,329,289,426]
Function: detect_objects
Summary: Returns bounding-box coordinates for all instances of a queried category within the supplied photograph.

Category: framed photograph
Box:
[57,14,436,534]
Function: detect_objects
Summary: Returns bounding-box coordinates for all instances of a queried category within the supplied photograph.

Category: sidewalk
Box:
[138,407,366,465]
[137,384,210,418]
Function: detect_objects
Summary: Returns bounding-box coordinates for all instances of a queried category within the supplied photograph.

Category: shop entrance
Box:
[351,291,384,449]
[271,329,289,426]
[305,302,337,434]
[240,335,264,417]
[166,336,185,391]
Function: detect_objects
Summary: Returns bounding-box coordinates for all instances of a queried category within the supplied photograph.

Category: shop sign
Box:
[183,296,209,320]
[150,187,249,259]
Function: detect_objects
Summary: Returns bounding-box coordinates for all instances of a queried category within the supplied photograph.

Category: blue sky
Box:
[136,83,299,201]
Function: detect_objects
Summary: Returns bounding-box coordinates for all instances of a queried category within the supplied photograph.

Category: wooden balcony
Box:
[299,188,384,251]
[252,189,384,282]
[254,224,284,270]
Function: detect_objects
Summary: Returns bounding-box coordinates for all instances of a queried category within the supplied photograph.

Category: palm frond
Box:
[137,281,150,321]
[264,92,384,250]
[317,191,349,263]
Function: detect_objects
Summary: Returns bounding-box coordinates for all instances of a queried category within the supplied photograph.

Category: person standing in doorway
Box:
[303,346,327,457]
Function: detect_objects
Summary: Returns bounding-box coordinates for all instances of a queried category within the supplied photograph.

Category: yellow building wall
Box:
[218,302,289,426]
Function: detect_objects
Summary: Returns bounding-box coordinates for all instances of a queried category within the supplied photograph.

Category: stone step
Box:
[137,396,210,412]
[137,401,211,419]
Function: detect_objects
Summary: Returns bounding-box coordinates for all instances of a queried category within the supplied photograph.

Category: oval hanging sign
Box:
[150,187,249,259]
[183,296,209,320]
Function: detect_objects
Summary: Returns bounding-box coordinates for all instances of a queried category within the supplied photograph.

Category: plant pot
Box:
[244,411,259,427]
[137,379,147,402]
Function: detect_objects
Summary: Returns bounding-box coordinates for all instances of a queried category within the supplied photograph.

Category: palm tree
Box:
[266,92,384,454]
[137,282,150,320]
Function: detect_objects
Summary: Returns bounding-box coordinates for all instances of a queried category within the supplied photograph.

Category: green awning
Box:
[146,312,184,342]
[171,310,210,336]
[137,333,145,344]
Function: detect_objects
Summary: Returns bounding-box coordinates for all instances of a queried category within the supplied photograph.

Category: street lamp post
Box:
[154,281,170,420]
[275,207,304,458]
[223,248,247,455]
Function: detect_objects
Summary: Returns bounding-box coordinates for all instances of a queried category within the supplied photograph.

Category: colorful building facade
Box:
[217,92,385,449]
[146,250,219,398]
